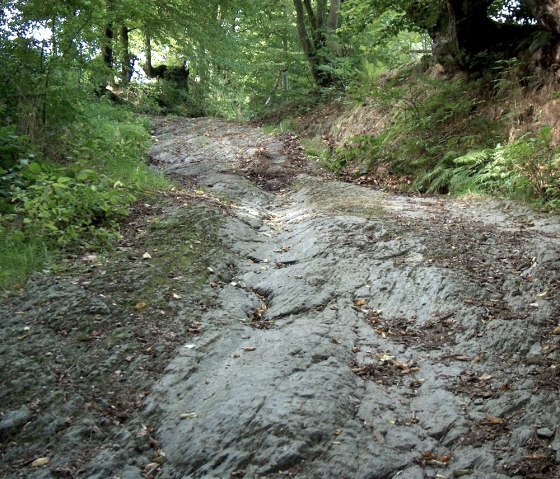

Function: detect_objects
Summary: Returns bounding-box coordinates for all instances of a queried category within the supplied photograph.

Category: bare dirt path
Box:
[1,118,559,479]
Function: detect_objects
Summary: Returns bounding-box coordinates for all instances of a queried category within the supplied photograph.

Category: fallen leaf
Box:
[479,373,494,381]
[552,326,560,335]
[142,252,152,259]
[31,457,50,467]
[376,353,395,363]
[172,293,182,299]
[242,346,256,352]
[524,453,549,461]
[374,328,387,338]
[135,302,147,310]
[144,462,159,476]
[180,412,197,419]
[354,299,367,306]
[481,415,503,425]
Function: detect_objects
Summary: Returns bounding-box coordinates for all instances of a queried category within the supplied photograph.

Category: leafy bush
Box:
[6,161,135,247]
[411,127,560,205]
[0,101,170,291]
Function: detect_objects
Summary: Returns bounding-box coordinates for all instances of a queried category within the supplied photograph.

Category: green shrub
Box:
[5,160,136,247]
[412,127,560,205]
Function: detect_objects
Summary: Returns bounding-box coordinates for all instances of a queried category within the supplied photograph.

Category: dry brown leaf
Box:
[144,462,160,476]
[354,299,366,306]
[242,346,256,352]
[552,326,560,335]
[135,302,147,310]
[481,415,503,425]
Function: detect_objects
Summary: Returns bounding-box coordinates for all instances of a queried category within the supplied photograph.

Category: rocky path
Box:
[1,118,559,478]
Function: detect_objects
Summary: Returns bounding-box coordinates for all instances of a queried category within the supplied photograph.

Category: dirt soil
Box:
[1,117,559,479]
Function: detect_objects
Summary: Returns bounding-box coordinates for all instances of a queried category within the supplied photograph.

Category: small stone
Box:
[536,427,555,439]
[473,398,484,406]
[0,406,32,440]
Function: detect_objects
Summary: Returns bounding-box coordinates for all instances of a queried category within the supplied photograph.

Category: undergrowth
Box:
[0,103,170,291]
[331,63,560,209]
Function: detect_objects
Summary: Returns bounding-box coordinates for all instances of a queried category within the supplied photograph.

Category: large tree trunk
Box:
[293,0,321,84]
[292,0,340,88]
[423,0,539,71]
[526,0,560,35]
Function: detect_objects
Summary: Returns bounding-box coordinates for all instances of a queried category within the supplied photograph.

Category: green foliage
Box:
[335,134,381,174]
[301,138,339,172]
[0,100,169,290]
[0,228,54,291]
[410,128,560,206]
[336,72,503,181]
[9,161,133,246]
[331,66,560,208]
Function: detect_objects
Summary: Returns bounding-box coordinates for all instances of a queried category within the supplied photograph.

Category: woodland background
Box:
[1,0,560,288]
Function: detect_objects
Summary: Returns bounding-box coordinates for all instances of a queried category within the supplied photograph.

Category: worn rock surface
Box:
[1,118,559,478]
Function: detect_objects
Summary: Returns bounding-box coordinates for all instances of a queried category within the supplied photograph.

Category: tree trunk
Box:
[102,0,115,71]
[143,32,155,78]
[525,0,560,35]
[424,0,540,70]
[327,0,341,32]
[293,0,320,84]
[292,0,340,88]
[119,25,133,84]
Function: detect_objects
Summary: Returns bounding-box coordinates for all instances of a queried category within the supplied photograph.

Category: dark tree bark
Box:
[143,32,157,78]
[102,0,115,71]
[119,25,134,84]
[143,32,189,90]
[415,0,540,71]
[525,0,560,35]
[293,0,341,88]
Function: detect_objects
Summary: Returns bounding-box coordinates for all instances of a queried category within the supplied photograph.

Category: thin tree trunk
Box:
[293,0,314,61]
[119,25,133,84]
[144,32,154,77]
[327,0,341,32]
[102,0,115,70]
[302,0,317,31]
